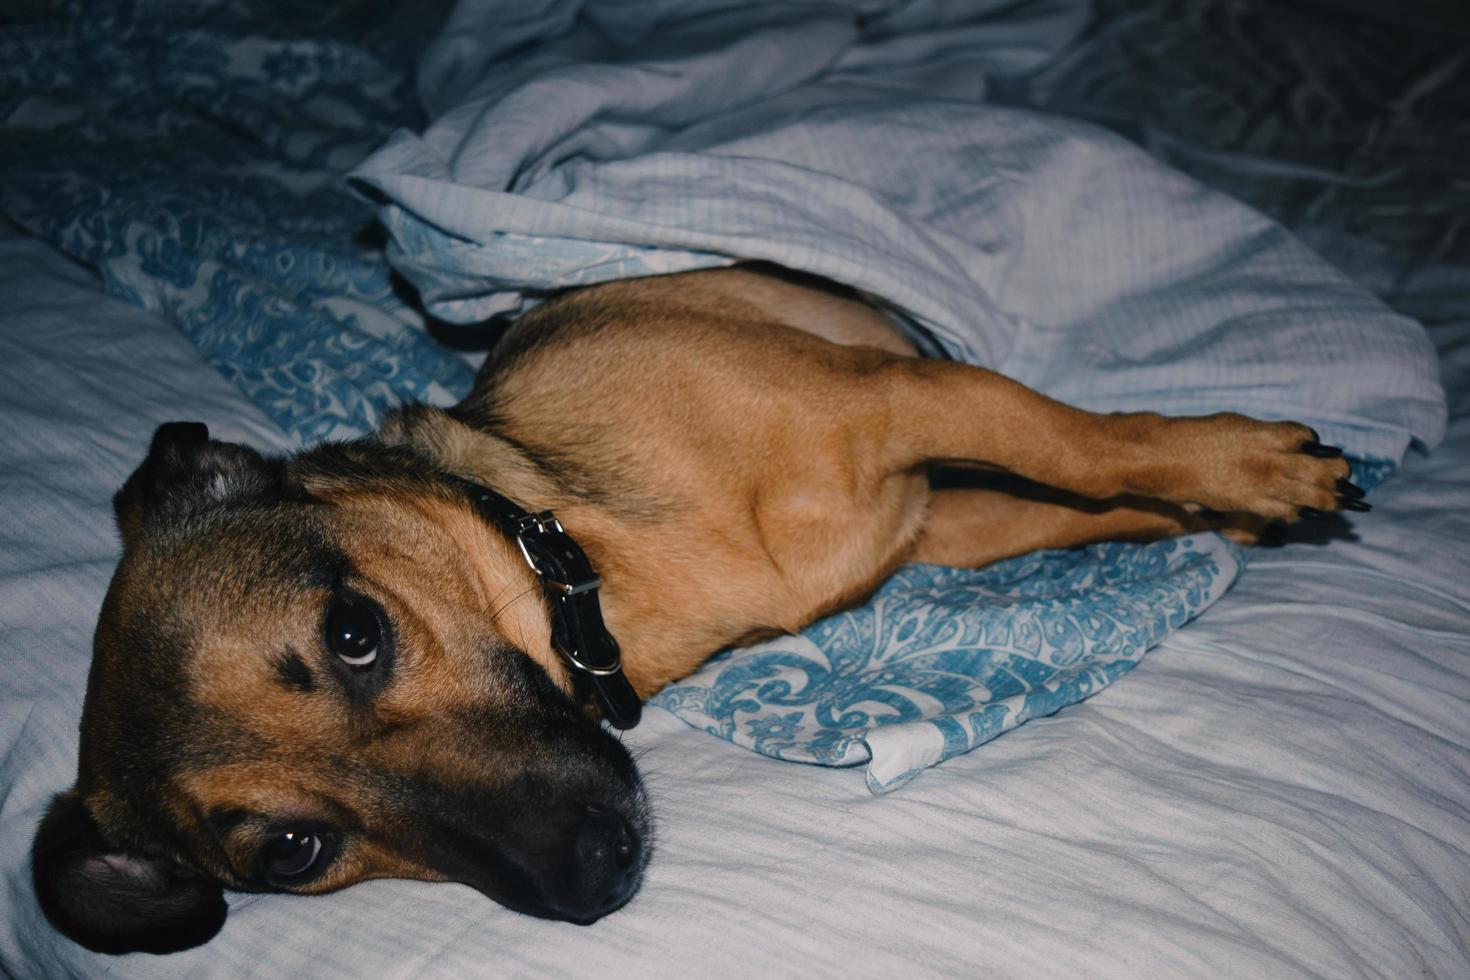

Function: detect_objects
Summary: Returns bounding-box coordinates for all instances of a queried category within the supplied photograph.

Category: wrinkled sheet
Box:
[0,221,1467,977]
[997,0,1470,329]
[353,0,1444,465]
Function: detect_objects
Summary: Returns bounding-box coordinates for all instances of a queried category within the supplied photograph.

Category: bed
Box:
[2,0,1467,975]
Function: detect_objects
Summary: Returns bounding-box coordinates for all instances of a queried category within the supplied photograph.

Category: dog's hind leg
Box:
[912,482,1275,569]
[876,358,1356,523]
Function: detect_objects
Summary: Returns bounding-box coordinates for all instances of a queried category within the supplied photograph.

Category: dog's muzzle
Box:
[422,779,649,924]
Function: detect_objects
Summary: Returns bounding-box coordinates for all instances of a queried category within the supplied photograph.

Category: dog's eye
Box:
[325,596,381,667]
[261,830,330,882]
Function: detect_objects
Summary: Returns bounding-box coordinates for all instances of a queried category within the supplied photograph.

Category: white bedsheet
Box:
[1,220,1467,975]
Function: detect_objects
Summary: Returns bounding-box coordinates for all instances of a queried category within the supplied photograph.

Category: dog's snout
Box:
[568,803,641,921]
[419,761,648,926]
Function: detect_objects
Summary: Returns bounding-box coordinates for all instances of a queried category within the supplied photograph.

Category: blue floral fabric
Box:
[0,0,472,442]
[652,537,1241,792]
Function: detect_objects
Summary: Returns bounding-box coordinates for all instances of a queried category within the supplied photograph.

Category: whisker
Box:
[489,585,539,625]
[483,578,518,612]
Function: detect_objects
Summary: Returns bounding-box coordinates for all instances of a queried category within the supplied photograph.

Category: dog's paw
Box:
[1177,416,1365,522]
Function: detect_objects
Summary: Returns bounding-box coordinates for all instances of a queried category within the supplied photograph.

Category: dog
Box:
[31,264,1365,954]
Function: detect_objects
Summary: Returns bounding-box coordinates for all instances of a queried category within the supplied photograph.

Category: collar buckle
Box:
[513,512,602,596]
[458,479,642,728]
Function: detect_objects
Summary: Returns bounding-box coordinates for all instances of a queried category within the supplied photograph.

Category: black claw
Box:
[1339,498,1372,512]
[1301,441,1344,458]
[1335,478,1365,499]
[1300,506,1329,520]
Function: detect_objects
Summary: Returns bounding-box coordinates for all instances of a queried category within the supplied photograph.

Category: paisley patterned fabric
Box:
[652,537,1241,792]
[0,0,472,443]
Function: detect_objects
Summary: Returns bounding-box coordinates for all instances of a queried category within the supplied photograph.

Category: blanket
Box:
[0,0,471,442]
[0,0,1446,792]
[352,0,1444,465]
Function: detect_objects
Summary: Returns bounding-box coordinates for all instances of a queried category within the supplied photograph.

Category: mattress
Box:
[2,1,1469,977]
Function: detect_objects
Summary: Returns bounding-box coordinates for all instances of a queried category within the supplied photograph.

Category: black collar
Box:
[455,478,642,730]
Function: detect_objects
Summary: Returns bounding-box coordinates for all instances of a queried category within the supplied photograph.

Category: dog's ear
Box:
[31,791,227,955]
[114,421,287,541]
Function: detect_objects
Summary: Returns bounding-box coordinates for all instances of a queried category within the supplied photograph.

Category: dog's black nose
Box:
[571,803,641,919]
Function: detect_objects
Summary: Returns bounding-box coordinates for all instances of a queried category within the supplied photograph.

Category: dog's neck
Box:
[375,403,670,698]
[373,402,796,700]
[378,403,567,513]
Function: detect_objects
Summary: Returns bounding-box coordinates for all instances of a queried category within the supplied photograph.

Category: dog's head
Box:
[33,422,650,955]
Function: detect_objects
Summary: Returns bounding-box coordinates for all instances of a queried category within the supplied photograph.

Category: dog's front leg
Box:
[878,358,1358,521]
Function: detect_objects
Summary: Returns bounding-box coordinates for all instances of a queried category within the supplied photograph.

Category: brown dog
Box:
[31,265,1362,954]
